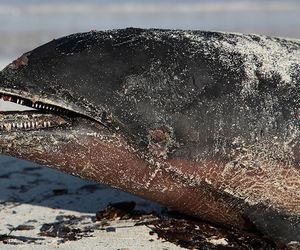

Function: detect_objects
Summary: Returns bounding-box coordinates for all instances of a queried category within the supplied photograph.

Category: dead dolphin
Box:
[0,28,300,244]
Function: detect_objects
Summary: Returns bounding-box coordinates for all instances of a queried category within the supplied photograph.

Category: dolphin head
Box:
[0,28,187,153]
[0,29,156,153]
[2,28,300,244]
[0,30,138,126]
[0,28,248,232]
[0,29,154,185]
[0,28,205,166]
[0,29,196,215]
[0,27,217,234]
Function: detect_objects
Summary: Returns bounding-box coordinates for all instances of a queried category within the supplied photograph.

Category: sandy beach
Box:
[1,1,300,249]
[0,155,183,249]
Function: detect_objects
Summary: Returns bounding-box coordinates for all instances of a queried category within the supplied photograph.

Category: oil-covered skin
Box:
[0,28,300,244]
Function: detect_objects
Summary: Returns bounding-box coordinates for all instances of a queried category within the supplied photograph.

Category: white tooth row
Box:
[32,103,54,110]
[31,103,66,112]
[1,95,68,114]
[16,98,24,105]
[43,121,51,127]
[0,121,52,130]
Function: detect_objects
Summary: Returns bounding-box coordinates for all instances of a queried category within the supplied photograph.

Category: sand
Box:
[0,156,182,249]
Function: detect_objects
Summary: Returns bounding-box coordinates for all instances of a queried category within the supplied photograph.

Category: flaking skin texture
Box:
[0,28,300,244]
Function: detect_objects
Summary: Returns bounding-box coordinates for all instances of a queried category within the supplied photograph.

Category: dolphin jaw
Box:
[0,88,83,133]
[0,111,71,133]
[0,86,109,129]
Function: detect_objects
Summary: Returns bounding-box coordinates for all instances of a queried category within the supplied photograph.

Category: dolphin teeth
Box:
[20,99,24,105]
[47,121,51,127]
[27,122,31,128]
[16,99,20,104]
[31,122,35,128]
[24,123,27,129]
[12,123,16,128]
[43,121,47,127]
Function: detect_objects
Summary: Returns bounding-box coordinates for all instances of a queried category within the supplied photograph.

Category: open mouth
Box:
[0,92,73,133]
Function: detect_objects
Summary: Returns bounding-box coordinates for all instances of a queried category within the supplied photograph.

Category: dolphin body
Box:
[0,28,300,244]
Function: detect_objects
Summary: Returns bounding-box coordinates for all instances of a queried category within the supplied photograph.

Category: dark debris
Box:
[0,234,43,245]
[146,214,277,250]
[0,201,296,249]
[39,215,94,243]
[96,201,136,220]
[95,202,284,250]
[12,225,35,231]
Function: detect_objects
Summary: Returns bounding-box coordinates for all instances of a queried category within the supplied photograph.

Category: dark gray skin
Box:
[0,28,300,244]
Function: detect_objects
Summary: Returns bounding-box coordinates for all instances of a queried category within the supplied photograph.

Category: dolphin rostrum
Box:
[0,28,300,244]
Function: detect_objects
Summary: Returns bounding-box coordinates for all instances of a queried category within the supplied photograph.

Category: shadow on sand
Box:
[0,156,162,213]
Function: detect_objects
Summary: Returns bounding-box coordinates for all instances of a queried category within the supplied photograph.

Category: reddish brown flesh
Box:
[4,126,300,233]
[14,133,249,229]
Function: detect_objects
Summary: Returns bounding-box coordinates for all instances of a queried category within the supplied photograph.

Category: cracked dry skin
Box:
[0,28,300,244]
